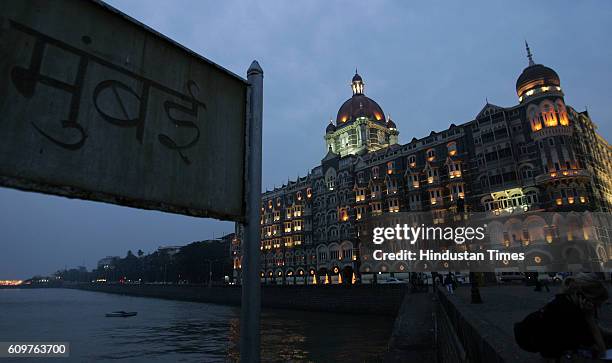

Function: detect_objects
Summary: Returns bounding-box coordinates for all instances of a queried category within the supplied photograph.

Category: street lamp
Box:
[204,259,217,287]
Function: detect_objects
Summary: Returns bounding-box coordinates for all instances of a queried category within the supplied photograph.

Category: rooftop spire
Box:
[351,70,364,95]
[525,40,535,66]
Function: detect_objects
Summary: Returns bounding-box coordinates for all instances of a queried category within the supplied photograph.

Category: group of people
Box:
[429,272,458,294]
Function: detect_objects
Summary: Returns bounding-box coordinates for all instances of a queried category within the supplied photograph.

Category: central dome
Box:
[336,71,386,126]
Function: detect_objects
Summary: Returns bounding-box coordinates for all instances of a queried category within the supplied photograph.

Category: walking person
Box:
[444,273,454,294]
[541,277,550,292]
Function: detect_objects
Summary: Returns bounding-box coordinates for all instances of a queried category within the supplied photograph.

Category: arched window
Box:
[447,142,457,156]
[482,196,493,211]
[528,105,542,131]
[325,168,337,191]
[541,100,558,127]
[525,190,539,205]
[556,99,569,126]
[520,166,534,179]
[426,148,436,161]
[408,155,416,168]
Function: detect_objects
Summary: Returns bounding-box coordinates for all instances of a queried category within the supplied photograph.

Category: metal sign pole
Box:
[240,60,263,363]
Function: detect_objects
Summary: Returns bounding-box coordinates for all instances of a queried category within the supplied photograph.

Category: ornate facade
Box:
[232,45,612,284]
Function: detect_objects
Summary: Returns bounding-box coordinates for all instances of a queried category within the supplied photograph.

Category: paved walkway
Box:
[384,291,436,362]
[452,283,612,331]
[447,283,612,362]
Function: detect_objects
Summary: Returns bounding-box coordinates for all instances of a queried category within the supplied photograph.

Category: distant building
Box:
[157,246,182,257]
[234,44,612,285]
[97,256,119,270]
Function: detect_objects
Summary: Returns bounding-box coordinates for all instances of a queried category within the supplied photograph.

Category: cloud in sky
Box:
[1,0,611,278]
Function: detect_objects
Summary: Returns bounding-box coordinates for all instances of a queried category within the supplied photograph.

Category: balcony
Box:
[535,169,590,183]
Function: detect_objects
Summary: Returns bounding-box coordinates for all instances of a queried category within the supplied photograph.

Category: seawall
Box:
[70,283,407,316]
[434,286,537,362]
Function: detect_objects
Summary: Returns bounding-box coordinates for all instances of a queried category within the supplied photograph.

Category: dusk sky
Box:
[1,1,611,279]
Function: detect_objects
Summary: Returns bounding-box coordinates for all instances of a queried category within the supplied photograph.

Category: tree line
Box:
[54,239,233,284]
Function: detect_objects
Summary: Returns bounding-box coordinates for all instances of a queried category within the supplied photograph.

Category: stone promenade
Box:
[443,283,612,362]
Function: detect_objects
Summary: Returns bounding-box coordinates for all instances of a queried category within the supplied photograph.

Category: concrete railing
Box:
[435,287,536,363]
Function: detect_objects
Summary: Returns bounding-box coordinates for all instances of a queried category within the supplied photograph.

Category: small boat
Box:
[105,311,137,318]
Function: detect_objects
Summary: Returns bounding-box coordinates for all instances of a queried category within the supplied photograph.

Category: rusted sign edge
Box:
[0,175,247,223]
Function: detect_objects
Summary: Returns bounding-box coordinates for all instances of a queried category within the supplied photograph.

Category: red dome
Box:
[336,94,385,126]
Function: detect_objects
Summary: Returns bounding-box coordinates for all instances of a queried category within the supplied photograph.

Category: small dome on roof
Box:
[516,42,561,98]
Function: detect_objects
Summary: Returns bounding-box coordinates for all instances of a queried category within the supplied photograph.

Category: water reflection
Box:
[0,288,393,362]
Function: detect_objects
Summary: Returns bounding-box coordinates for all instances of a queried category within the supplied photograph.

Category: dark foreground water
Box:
[0,288,394,362]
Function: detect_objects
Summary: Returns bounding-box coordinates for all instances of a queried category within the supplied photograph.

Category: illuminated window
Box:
[541,102,558,127]
[426,168,438,184]
[449,184,464,201]
[356,206,364,220]
[371,202,382,215]
[388,198,400,213]
[411,174,420,189]
[339,208,349,222]
[429,189,442,205]
[372,184,382,199]
[306,188,312,198]
[448,161,462,179]
[557,100,569,126]
[426,148,435,162]
[408,155,416,168]
[447,142,457,156]
[293,220,302,231]
[355,188,366,202]
[372,166,379,179]
[294,205,302,217]
[387,161,395,174]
